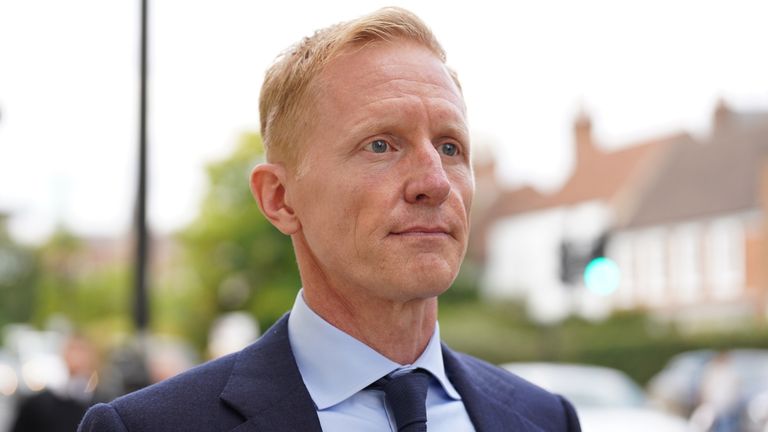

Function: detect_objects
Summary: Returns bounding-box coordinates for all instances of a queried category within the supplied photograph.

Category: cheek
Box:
[326,178,373,241]
[462,188,474,216]
[294,176,343,238]
[452,171,475,214]
[346,174,402,248]
[345,183,378,233]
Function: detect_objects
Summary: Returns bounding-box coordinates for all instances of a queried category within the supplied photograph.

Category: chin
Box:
[365,252,463,301]
[396,260,459,299]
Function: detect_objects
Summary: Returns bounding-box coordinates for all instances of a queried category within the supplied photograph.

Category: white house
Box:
[480,112,685,322]
[605,103,768,325]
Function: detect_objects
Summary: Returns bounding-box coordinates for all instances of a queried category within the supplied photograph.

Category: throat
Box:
[303,289,438,365]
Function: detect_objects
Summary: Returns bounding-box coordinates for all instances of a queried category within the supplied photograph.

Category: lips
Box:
[390,225,454,238]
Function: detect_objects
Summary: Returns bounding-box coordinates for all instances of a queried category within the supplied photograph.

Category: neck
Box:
[303,286,438,365]
[291,232,440,365]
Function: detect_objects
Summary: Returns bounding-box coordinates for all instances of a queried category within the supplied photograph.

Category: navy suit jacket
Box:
[79,315,580,431]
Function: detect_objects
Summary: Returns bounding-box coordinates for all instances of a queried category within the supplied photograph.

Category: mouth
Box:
[390,226,453,238]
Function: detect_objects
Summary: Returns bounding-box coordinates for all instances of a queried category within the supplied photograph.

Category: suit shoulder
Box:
[78,403,128,432]
[448,351,581,431]
[114,351,237,406]
[450,351,549,393]
[101,352,244,431]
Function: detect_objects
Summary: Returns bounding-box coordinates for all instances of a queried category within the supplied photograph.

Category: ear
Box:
[249,163,300,235]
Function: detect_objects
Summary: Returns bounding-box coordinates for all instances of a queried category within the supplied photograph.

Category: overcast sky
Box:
[1,0,767,244]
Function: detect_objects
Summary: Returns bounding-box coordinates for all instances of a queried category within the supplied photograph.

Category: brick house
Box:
[478,102,768,323]
[606,102,768,324]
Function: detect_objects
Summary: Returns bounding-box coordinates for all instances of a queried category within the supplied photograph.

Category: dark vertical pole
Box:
[134,0,150,331]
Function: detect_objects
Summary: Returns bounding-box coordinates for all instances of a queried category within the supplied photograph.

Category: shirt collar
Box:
[287,290,461,410]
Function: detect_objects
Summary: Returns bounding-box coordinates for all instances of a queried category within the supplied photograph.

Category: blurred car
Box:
[649,349,768,432]
[647,349,716,416]
[502,362,688,432]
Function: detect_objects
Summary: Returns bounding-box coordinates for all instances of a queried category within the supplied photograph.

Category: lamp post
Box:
[134,0,150,332]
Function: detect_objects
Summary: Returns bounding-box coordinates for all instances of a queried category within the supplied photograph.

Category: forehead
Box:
[313,40,466,119]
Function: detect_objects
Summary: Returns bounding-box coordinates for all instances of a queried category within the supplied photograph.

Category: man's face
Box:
[286,41,473,303]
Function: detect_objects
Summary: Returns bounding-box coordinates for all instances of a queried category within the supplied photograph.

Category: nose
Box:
[404,144,451,205]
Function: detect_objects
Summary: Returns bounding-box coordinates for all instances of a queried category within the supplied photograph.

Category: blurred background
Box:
[1,1,768,431]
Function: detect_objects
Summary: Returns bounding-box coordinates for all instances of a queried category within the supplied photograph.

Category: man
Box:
[79,7,580,432]
[14,335,97,432]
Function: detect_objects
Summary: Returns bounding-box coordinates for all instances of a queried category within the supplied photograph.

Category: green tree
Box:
[32,227,132,336]
[176,133,299,349]
[0,214,39,335]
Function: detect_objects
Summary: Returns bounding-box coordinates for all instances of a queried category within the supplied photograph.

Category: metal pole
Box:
[134,0,150,331]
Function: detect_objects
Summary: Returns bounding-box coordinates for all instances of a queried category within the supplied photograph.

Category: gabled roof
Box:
[486,185,546,218]
[488,127,683,219]
[540,133,682,209]
[622,109,768,229]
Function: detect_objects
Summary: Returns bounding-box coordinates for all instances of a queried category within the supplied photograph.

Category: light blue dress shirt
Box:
[288,290,476,432]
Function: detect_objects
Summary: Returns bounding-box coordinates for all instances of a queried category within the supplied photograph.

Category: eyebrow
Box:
[346,100,468,143]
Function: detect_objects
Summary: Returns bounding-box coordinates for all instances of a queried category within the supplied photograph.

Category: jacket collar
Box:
[288,291,463,409]
[217,313,543,432]
[442,345,548,432]
[219,314,323,432]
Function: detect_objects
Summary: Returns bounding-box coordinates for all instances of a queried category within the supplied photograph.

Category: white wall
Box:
[483,199,753,321]
[607,213,748,310]
[481,201,612,323]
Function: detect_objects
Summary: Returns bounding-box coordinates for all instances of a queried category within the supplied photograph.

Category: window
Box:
[636,229,666,306]
[670,224,701,303]
[706,218,745,300]
[608,234,635,308]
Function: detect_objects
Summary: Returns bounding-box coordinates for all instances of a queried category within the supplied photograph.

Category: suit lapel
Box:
[442,345,546,432]
[216,315,550,431]
[219,315,323,432]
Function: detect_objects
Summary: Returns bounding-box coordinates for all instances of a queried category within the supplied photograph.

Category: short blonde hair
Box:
[259,7,459,167]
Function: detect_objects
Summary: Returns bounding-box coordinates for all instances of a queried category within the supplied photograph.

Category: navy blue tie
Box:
[375,369,430,432]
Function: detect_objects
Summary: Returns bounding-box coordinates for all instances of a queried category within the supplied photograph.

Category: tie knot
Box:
[380,369,430,432]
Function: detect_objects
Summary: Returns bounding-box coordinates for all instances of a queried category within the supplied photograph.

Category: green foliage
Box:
[175,133,300,349]
[0,224,133,347]
[441,258,481,304]
[31,228,133,336]
[440,301,768,386]
[0,216,40,335]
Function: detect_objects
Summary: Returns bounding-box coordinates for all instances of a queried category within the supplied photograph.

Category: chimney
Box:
[574,111,596,165]
[712,98,731,136]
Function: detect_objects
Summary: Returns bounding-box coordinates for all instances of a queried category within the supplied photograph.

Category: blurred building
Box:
[480,101,768,325]
[39,230,179,281]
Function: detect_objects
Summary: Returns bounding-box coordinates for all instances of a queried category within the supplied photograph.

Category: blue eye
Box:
[440,143,458,156]
[368,139,389,153]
